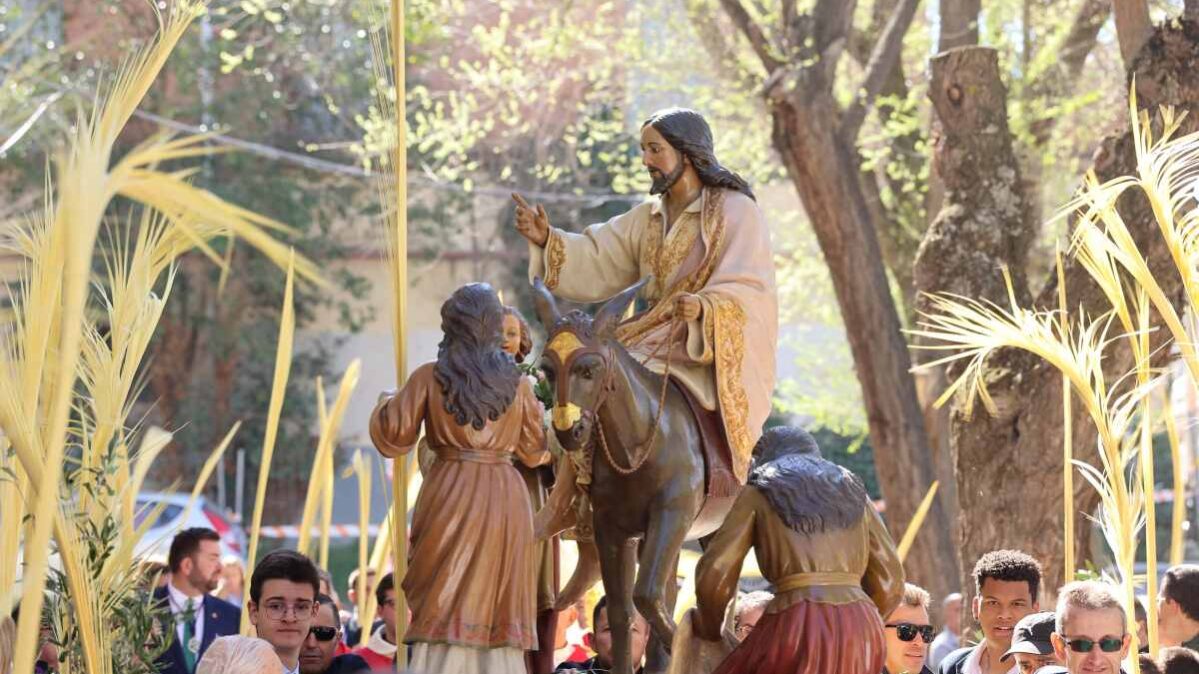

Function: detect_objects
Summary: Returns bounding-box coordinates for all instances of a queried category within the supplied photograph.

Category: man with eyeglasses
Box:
[248,550,322,674]
[299,595,369,674]
[351,572,402,669]
[883,583,936,674]
[1049,581,1131,674]
[1000,612,1064,674]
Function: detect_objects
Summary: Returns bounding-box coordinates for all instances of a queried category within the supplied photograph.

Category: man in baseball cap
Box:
[1003,612,1064,674]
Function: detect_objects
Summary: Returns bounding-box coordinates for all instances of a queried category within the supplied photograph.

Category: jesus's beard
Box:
[649,160,685,195]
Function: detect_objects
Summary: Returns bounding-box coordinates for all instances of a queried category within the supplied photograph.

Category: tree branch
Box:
[717,0,783,72]
[812,0,858,57]
[1113,0,1153,66]
[839,0,922,142]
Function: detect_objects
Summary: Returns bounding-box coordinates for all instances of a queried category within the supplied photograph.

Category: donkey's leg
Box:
[641,548,679,674]
[633,506,690,650]
[596,529,638,674]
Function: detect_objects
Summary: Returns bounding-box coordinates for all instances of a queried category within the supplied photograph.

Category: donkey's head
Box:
[531,277,646,451]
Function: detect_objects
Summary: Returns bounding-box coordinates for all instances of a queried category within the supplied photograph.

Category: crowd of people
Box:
[876,550,1199,674]
[3,518,1197,674]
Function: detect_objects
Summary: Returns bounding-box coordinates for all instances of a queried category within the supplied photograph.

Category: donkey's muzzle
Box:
[552,403,583,431]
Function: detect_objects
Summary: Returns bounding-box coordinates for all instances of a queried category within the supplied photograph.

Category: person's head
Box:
[435,283,520,431]
[248,550,321,657]
[219,556,246,598]
[346,568,377,607]
[972,550,1042,651]
[588,596,650,668]
[375,573,397,639]
[196,635,284,674]
[747,431,870,537]
[298,594,341,674]
[1141,654,1165,674]
[884,583,933,674]
[1159,565,1199,645]
[1134,596,1148,649]
[942,592,964,636]
[501,306,532,362]
[1002,612,1062,674]
[1051,581,1129,674]
[168,528,224,595]
[733,591,773,642]
[749,425,822,470]
[639,108,754,200]
[1160,646,1199,674]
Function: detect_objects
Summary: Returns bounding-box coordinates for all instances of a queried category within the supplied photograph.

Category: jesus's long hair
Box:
[433,283,521,430]
[642,108,755,201]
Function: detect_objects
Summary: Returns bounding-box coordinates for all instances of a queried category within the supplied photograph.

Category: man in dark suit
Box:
[153,528,241,674]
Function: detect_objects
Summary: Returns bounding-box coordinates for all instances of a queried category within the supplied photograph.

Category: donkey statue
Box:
[531,277,739,674]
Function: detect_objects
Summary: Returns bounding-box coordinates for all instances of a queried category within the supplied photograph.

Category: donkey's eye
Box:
[540,364,555,382]
[577,365,595,380]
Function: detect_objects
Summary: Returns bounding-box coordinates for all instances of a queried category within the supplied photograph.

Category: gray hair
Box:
[1055,581,1126,634]
[736,591,775,618]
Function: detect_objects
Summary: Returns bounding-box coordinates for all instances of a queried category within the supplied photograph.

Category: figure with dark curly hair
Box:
[680,426,904,674]
[368,283,550,674]
[939,550,1043,674]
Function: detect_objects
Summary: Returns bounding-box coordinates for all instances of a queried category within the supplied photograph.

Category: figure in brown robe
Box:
[369,283,550,674]
[690,426,905,674]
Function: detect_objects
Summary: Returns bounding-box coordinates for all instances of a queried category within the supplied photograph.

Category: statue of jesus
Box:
[513,108,778,566]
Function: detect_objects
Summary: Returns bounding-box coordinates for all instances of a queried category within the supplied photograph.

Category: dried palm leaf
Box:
[297,361,361,556]
[897,482,939,564]
[240,252,295,636]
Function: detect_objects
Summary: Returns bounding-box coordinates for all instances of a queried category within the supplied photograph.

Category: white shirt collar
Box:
[166,581,203,614]
[648,189,705,216]
[964,644,1017,674]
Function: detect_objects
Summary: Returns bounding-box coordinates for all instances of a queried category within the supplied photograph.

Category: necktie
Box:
[181,598,197,673]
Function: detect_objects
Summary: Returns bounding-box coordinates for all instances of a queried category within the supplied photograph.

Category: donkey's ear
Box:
[531,277,561,331]
[594,277,650,338]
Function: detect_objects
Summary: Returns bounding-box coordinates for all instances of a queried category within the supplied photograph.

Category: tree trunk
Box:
[767,87,962,601]
[938,0,981,51]
[1113,0,1152,66]
[929,19,1199,601]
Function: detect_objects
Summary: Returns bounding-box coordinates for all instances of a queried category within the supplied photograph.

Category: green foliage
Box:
[44,463,173,674]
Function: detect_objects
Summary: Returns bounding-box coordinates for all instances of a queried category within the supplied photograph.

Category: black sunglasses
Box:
[1061,636,1123,653]
[309,626,339,642]
[885,622,935,644]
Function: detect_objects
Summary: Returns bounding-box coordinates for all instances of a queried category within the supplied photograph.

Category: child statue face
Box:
[501,314,522,357]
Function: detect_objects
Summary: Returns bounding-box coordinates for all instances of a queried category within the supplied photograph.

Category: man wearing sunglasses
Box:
[1050,581,1130,674]
[248,550,322,674]
[884,583,936,674]
[300,595,369,674]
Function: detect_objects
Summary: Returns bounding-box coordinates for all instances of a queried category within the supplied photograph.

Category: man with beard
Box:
[154,528,242,674]
[514,108,778,599]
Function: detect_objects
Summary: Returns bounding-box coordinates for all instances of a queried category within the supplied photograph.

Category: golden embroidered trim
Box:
[713,296,751,481]
[617,188,727,346]
[544,228,566,291]
[643,210,700,296]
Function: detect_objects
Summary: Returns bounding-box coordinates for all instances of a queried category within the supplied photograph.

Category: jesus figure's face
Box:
[641,124,685,195]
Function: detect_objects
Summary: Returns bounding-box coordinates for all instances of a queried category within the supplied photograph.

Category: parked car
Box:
[134,492,247,563]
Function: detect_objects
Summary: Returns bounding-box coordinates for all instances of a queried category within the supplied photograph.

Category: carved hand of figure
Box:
[670,293,702,322]
[511,193,550,247]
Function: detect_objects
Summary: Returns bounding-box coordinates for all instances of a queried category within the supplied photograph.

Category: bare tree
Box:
[919,16,1199,597]
[714,0,963,599]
